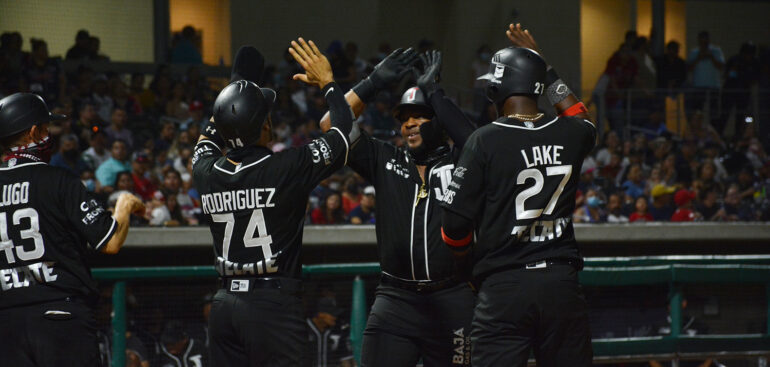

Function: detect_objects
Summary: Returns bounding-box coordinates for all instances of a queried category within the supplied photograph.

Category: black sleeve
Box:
[324,82,354,137]
[442,209,474,244]
[439,132,486,220]
[282,128,350,193]
[60,173,117,251]
[192,139,223,185]
[429,88,476,150]
[576,117,597,158]
[347,131,383,183]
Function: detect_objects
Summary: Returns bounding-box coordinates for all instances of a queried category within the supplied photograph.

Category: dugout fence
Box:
[93,256,770,367]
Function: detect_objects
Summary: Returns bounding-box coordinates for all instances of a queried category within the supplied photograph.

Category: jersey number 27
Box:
[515,165,572,220]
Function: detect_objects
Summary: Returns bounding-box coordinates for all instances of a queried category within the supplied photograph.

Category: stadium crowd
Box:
[1,27,769,227]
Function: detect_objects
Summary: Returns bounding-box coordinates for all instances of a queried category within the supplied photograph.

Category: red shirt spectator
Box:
[671,189,698,222]
[629,196,654,222]
[132,153,156,201]
[311,192,346,224]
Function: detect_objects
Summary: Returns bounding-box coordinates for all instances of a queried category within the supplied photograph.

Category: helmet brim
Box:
[260,88,276,111]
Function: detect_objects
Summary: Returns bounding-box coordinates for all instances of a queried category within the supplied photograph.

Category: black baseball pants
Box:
[471,264,593,367]
[361,282,475,367]
[0,297,102,367]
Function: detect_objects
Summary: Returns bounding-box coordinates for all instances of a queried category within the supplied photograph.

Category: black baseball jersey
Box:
[349,134,456,281]
[192,109,350,280]
[0,158,117,308]
[157,338,208,367]
[305,319,354,367]
[441,116,596,278]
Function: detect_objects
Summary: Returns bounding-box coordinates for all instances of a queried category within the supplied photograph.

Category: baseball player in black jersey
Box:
[320,50,476,367]
[441,24,595,366]
[0,93,145,367]
[192,39,355,367]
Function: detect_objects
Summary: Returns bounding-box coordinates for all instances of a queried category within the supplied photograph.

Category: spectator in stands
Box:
[696,160,725,197]
[104,106,134,150]
[182,100,206,131]
[660,154,679,186]
[148,189,187,226]
[341,176,361,215]
[596,131,621,167]
[656,41,687,93]
[66,29,91,60]
[622,164,646,199]
[311,191,346,225]
[349,186,375,224]
[721,42,759,137]
[723,184,756,221]
[696,190,721,221]
[686,31,724,120]
[171,26,203,64]
[92,74,115,122]
[574,189,606,223]
[88,36,109,62]
[166,81,190,120]
[131,152,156,201]
[157,170,196,224]
[112,79,142,117]
[81,169,98,193]
[671,189,700,222]
[155,120,176,155]
[305,297,355,367]
[50,134,88,176]
[156,320,207,367]
[629,195,654,222]
[606,193,629,223]
[0,32,26,94]
[96,139,131,192]
[649,184,676,221]
[22,38,64,105]
[74,100,101,150]
[604,38,638,132]
[82,129,110,170]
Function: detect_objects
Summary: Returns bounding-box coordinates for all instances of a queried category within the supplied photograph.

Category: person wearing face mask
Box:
[573,189,606,223]
[50,133,89,176]
[320,49,477,367]
[0,92,145,367]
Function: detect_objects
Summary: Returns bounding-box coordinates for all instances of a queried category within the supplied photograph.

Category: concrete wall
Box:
[0,0,154,62]
[230,0,581,93]
[685,0,770,61]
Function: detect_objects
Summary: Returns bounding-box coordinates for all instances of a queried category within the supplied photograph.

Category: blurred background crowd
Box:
[1,26,769,228]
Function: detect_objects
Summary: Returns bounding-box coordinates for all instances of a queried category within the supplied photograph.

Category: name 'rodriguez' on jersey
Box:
[200,187,276,214]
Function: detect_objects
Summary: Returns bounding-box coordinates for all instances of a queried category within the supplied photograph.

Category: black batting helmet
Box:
[213,80,276,149]
[477,47,547,103]
[0,93,66,139]
[393,86,434,122]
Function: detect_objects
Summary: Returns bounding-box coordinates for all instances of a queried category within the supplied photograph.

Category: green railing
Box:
[93,257,770,367]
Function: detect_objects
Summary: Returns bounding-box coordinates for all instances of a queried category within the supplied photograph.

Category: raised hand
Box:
[369,48,419,89]
[289,37,334,89]
[417,50,442,99]
[505,23,542,55]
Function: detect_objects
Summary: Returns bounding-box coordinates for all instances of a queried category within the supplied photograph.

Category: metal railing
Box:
[93,256,770,367]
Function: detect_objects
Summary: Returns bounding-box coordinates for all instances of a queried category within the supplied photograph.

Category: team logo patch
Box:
[230,279,249,292]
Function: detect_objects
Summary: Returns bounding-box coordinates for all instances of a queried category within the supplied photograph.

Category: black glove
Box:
[417,50,442,99]
[418,119,444,150]
[352,48,419,103]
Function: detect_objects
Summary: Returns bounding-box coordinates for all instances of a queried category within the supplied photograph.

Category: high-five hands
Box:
[289,37,334,89]
[417,50,442,99]
[506,23,542,56]
[369,48,419,89]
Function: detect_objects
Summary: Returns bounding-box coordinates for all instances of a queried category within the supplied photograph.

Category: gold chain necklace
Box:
[506,112,544,121]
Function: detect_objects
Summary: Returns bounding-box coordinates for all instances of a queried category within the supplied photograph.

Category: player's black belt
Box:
[521,258,581,270]
[380,273,460,293]
[220,277,303,295]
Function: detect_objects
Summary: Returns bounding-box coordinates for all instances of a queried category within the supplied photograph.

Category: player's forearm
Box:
[101,210,130,254]
[320,90,365,133]
[429,89,475,150]
[441,210,474,253]
[544,67,592,121]
[323,82,354,137]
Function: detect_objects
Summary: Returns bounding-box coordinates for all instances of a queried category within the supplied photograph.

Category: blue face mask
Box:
[83,179,96,192]
[587,196,603,208]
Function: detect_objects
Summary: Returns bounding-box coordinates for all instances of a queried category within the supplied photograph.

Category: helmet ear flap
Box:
[485,85,498,103]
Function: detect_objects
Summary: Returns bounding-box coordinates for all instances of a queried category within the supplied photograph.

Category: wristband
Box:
[545,66,560,86]
[545,67,572,105]
[560,102,588,117]
[442,227,472,248]
[201,119,225,148]
[351,78,376,104]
